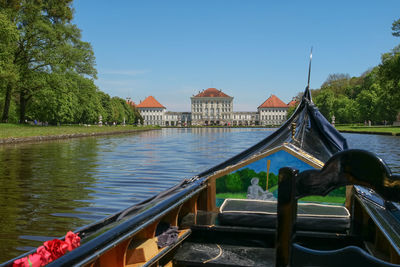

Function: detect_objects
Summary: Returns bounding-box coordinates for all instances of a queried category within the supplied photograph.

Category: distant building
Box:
[258,95,288,126]
[131,89,290,127]
[232,112,259,126]
[136,96,166,126]
[165,112,191,127]
[287,99,298,108]
[126,97,136,108]
[191,88,234,126]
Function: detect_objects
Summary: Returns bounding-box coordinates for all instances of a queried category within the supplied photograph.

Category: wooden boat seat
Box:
[218,198,349,233]
[276,149,400,267]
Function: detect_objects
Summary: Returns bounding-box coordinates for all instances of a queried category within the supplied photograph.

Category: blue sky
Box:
[72,1,400,111]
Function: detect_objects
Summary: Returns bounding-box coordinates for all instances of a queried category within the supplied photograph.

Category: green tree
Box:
[356,86,379,122]
[314,89,335,120]
[392,18,400,37]
[0,9,19,122]
[377,45,400,122]
[286,105,297,118]
[333,95,358,123]
[27,73,78,124]
[0,0,97,123]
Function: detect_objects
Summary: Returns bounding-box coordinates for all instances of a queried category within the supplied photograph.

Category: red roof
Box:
[136,96,166,108]
[287,100,297,107]
[258,95,288,108]
[126,100,136,107]
[194,88,231,98]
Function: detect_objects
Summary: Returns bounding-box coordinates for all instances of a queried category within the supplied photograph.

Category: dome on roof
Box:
[194,88,231,98]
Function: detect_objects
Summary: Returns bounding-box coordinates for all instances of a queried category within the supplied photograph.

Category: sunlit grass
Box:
[0,123,158,139]
[216,192,247,199]
[336,125,400,135]
[216,185,345,205]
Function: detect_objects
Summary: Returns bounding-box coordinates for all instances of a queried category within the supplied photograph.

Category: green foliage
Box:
[333,96,358,123]
[216,168,278,194]
[224,172,243,192]
[287,105,297,118]
[314,89,335,120]
[310,19,400,125]
[0,1,141,125]
[313,43,400,124]
[392,18,400,37]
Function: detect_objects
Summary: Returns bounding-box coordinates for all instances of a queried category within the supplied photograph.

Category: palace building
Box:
[133,88,290,127]
[258,94,289,126]
[191,88,234,126]
[136,96,166,126]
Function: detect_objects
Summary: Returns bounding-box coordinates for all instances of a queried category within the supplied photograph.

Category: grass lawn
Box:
[0,123,158,139]
[336,125,400,135]
[216,192,247,199]
[216,184,345,205]
[299,196,345,204]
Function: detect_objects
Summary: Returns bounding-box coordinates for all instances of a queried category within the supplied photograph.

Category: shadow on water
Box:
[0,128,398,261]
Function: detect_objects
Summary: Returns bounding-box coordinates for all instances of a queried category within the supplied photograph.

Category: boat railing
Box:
[276,149,400,266]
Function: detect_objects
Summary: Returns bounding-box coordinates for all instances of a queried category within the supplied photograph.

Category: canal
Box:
[0,128,399,261]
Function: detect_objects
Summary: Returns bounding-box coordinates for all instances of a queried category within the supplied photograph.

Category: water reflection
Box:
[344,133,400,174]
[0,139,100,260]
[0,129,398,261]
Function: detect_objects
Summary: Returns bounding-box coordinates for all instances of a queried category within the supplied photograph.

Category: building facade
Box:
[232,112,259,126]
[136,96,166,126]
[133,89,290,127]
[258,94,289,126]
[164,112,191,126]
[191,88,234,126]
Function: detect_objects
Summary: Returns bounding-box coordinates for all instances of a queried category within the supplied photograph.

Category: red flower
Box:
[65,231,80,251]
[13,230,79,266]
[36,246,52,265]
[12,253,42,267]
[44,239,68,261]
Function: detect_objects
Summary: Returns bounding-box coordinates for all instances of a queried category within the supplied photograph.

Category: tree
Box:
[356,86,379,122]
[286,105,297,118]
[377,45,400,122]
[334,95,358,123]
[98,91,112,123]
[392,18,400,37]
[0,9,19,122]
[0,0,97,123]
[321,73,351,95]
[314,89,335,120]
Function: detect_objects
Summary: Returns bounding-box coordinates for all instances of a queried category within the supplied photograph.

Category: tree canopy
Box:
[311,18,400,124]
[0,0,142,125]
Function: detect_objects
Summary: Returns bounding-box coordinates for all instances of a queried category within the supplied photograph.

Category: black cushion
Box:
[218,199,350,233]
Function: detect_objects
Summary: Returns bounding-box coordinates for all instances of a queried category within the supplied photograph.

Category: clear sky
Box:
[72,1,400,112]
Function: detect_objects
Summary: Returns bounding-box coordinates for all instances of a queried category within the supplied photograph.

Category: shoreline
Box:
[0,128,160,145]
[338,130,400,136]
[1,125,398,145]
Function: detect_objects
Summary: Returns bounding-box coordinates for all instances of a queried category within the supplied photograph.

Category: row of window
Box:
[193,114,232,120]
[192,100,231,105]
[261,115,286,120]
[193,108,232,113]
[260,109,286,113]
[145,115,191,121]
[144,115,162,121]
[141,109,163,114]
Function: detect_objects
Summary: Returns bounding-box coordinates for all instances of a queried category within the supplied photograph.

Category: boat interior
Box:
[35,145,400,267]
[3,87,400,267]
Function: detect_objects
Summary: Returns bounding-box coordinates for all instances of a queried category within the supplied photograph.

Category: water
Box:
[0,128,399,261]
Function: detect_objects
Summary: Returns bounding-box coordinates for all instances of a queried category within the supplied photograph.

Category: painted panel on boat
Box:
[216,150,315,206]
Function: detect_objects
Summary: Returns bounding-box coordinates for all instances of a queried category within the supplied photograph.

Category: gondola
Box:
[3,64,400,267]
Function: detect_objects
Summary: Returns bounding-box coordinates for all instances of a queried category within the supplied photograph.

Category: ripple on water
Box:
[0,129,399,262]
